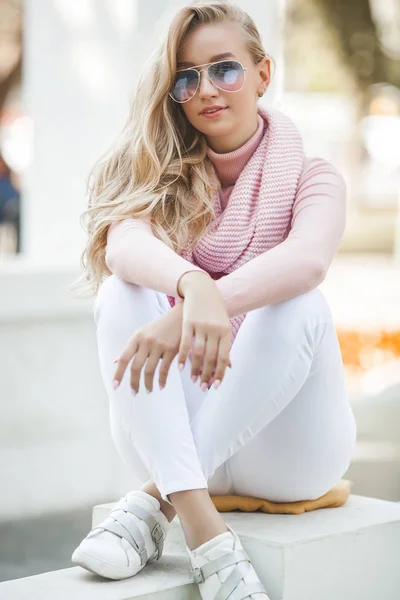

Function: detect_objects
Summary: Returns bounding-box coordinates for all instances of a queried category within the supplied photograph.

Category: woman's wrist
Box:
[177,270,211,298]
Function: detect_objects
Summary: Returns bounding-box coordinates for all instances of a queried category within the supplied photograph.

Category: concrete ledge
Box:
[93,493,400,600]
[0,557,199,600]
[1,494,399,599]
[0,259,92,322]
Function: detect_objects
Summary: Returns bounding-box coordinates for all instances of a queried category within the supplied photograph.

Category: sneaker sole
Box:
[71,547,154,580]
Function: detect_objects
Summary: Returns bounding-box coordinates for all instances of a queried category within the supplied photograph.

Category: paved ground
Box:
[0,507,92,582]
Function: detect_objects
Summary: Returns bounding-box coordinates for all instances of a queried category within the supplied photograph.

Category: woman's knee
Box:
[272,288,331,321]
[263,288,331,326]
[245,288,333,348]
[93,274,162,329]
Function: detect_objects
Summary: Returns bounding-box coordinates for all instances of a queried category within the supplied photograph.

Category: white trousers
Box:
[94,274,357,506]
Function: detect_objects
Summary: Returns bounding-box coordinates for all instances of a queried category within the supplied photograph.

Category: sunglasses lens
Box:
[170,60,245,102]
[209,61,244,91]
[170,69,199,102]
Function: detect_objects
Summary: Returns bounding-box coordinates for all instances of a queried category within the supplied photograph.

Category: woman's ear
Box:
[258,56,271,90]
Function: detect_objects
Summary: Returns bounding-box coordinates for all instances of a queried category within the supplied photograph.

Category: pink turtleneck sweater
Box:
[106,114,346,318]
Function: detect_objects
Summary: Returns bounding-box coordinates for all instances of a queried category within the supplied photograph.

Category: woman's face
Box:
[175,22,270,152]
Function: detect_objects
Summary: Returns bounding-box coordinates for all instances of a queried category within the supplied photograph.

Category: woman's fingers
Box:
[213,333,232,388]
[114,345,177,395]
[190,329,206,382]
[179,322,233,389]
[143,348,164,393]
[178,321,194,372]
[158,351,176,390]
[113,336,139,389]
[200,332,219,388]
[113,325,233,394]
[129,344,150,394]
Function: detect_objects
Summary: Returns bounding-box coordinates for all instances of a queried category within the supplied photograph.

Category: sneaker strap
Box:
[90,499,166,565]
[114,495,166,560]
[189,549,268,599]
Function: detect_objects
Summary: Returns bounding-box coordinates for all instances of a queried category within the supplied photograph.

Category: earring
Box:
[258,90,264,98]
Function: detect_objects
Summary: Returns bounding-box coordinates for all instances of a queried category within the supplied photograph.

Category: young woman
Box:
[70,1,357,598]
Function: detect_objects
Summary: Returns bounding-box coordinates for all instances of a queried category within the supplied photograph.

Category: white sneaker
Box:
[71,490,171,580]
[186,523,270,599]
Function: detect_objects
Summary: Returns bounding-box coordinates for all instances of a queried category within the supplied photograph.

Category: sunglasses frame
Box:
[169,59,248,104]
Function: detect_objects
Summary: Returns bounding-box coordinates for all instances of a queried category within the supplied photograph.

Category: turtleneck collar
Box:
[205,113,265,187]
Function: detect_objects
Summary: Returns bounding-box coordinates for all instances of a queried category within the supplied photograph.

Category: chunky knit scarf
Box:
[167,106,305,348]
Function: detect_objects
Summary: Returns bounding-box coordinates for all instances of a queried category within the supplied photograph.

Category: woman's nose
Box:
[198,68,218,97]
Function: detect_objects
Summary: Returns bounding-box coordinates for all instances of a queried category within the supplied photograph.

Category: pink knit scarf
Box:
[167,106,305,348]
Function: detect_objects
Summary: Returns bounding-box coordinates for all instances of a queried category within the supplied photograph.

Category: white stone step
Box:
[0,556,200,600]
[1,494,399,599]
[92,493,400,600]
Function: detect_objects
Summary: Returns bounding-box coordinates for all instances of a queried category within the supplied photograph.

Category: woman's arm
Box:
[105,214,206,298]
[214,157,347,318]
[105,157,346,313]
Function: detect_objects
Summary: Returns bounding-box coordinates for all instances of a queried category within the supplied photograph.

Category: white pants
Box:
[94,274,357,507]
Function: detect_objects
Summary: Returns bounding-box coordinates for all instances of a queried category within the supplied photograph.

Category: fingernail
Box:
[159,383,165,391]
[213,379,221,390]
[113,357,119,364]
[201,382,208,392]
[131,388,137,396]
[191,375,198,383]
[145,388,151,394]
[113,380,120,390]
[178,362,185,371]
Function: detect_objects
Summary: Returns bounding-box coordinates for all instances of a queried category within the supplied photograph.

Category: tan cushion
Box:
[210,479,352,515]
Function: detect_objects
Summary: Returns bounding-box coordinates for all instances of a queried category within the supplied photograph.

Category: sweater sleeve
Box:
[214,157,347,318]
[105,213,206,298]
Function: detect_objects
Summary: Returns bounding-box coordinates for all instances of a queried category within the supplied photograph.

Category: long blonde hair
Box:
[69,0,274,299]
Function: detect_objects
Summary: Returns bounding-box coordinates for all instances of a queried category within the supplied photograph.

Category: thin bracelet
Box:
[176,269,209,299]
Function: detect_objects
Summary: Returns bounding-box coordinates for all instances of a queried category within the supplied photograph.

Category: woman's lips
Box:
[200,107,228,118]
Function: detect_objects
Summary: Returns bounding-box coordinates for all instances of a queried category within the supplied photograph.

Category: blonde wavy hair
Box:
[69,0,275,299]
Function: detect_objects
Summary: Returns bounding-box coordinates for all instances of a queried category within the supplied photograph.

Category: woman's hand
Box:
[177,272,232,391]
[112,272,232,395]
[112,301,185,395]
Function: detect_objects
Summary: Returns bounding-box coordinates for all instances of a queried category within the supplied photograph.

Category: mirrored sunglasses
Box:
[169,60,247,104]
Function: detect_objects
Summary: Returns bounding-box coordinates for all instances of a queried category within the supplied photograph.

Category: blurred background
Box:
[0,0,399,584]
